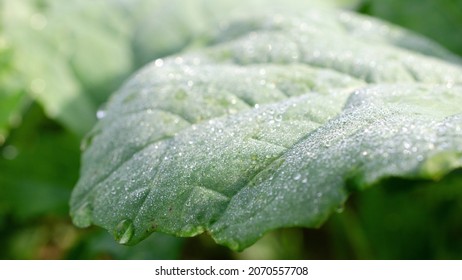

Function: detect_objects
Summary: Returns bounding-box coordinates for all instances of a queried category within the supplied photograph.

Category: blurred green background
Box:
[1,0,462,259]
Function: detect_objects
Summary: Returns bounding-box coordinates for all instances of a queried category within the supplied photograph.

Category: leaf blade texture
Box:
[70,10,462,250]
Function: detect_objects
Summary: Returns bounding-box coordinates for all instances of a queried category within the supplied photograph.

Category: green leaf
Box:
[67,230,185,260]
[0,104,80,221]
[0,29,28,143]
[0,0,360,137]
[70,10,462,250]
[361,0,462,57]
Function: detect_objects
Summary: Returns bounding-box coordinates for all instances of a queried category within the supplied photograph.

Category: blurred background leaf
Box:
[359,0,462,57]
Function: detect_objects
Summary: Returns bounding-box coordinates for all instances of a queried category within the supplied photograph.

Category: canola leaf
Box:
[70,10,462,250]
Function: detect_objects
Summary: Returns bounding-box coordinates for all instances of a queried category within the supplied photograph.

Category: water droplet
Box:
[73,203,92,227]
[114,219,134,245]
[96,109,106,119]
[293,174,301,181]
[154,59,164,67]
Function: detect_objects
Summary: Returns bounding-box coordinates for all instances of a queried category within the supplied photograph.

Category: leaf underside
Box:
[70,10,462,250]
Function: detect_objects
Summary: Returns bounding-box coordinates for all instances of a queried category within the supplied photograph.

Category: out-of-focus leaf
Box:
[0,104,80,220]
[352,169,462,259]
[0,0,360,138]
[0,28,29,143]
[70,10,462,251]
[1,0,131,135]
[360,0,462,57]
[67,230,184,260]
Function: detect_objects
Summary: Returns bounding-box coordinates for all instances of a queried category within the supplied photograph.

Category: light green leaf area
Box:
[0,0,359,138]
[70,10,462,250]
[362,0,462,57]
[0,0,138,135]
[0,46,27,143]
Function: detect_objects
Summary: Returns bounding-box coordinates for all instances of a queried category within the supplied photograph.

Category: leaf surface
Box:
[70,10,462,250]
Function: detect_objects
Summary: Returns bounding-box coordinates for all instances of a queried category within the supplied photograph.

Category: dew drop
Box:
[73,202,92,227]
[114,219,134,245]
[96,109,106,119]
[154,59,164,67]
[293,174,301,181]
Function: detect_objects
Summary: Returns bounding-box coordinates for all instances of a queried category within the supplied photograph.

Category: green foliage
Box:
[0,0,359,139]
[361,0,462,57]
[2,0,462,259]
[70,10,462,251]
